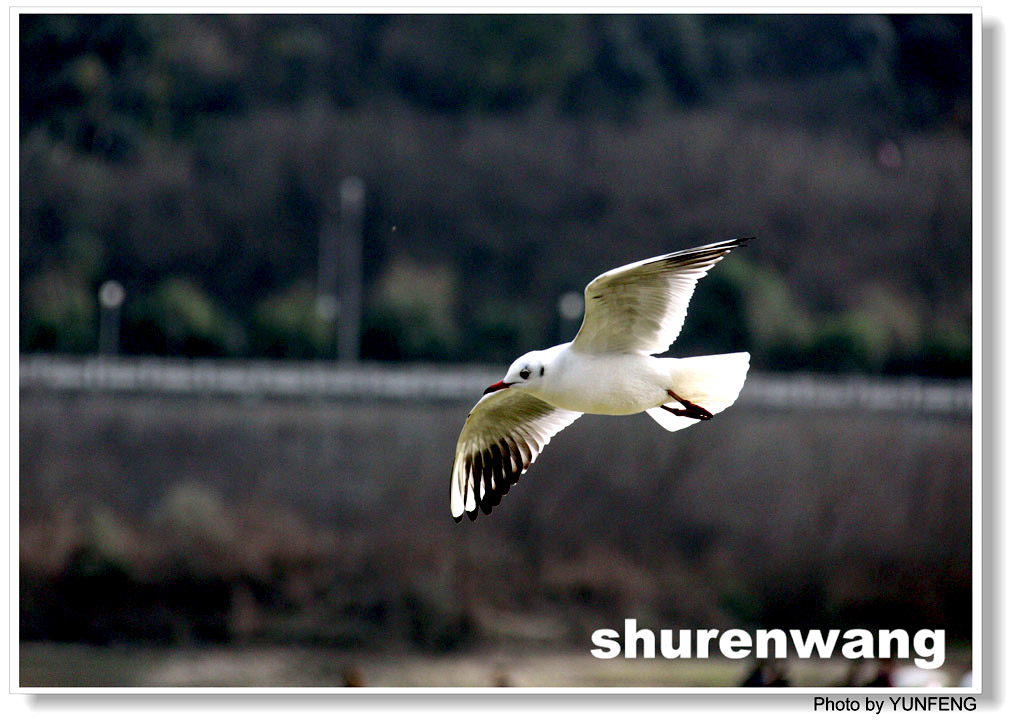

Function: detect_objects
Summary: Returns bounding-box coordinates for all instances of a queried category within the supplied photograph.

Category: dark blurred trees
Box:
[19,14,973,376]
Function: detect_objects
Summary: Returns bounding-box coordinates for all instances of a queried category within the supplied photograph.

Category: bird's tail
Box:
[645,352,750,432]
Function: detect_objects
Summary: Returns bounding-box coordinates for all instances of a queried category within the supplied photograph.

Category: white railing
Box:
[19,355,972,415]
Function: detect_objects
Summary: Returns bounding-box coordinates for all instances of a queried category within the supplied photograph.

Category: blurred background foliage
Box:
[20,14,972,376]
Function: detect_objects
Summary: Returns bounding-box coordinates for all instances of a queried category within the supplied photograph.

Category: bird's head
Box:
[484,350,548,395]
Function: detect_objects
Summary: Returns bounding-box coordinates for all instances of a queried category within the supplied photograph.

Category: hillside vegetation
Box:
[20,14,973,375]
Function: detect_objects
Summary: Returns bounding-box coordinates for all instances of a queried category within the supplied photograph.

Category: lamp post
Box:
[337,176,365,362]
[98,280,125,356]
[318,176,365,362]
[558,290,584,342]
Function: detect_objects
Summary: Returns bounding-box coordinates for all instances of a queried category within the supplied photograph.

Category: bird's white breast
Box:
[530,348,671,415]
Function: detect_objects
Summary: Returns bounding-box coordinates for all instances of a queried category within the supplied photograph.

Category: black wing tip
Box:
[454,439,526,523]
[667,237,753,260]
[712,236,753,251]
[700,236,753,252]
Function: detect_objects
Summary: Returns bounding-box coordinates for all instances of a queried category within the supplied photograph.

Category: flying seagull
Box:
[450,238,752,522]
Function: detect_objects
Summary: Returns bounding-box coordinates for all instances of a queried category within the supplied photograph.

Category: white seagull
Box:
[450,238,753,522]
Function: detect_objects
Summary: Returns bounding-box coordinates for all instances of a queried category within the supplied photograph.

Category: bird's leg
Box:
[663,389,714,420]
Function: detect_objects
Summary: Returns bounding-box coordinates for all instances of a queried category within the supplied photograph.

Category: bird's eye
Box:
[519,367,531,380]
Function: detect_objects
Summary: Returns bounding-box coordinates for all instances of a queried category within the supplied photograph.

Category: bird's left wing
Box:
[571,237,750,355]
[450,389,583,521]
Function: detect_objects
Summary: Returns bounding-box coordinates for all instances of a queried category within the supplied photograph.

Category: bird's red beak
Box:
[483,380,513,395]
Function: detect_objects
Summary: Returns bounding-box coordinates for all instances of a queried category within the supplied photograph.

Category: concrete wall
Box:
[19,367,974,645]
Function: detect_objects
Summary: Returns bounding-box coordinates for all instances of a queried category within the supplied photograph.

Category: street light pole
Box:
[558,290,584,342]
[317,188,341,327]
[98,280,125,356]
[337,176,365,363]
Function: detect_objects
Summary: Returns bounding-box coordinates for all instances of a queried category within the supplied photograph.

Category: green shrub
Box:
[21,268,97,352]
[251,283,333,359]
[128,277,243,356]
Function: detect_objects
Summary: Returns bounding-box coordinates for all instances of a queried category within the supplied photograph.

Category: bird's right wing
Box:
[450,389,583,521]
[571,238,749,355]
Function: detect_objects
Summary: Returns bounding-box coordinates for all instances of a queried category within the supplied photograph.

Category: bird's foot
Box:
[664,390,714,420]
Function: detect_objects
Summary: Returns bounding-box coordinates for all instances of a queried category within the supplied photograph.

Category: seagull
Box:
[450,238,753,522]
